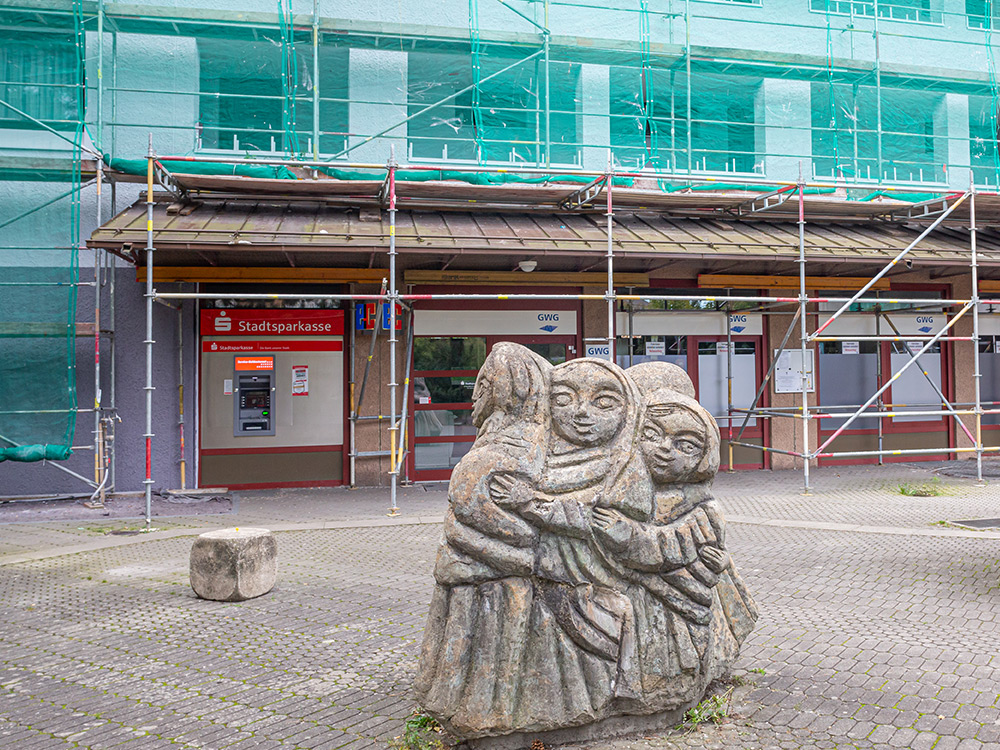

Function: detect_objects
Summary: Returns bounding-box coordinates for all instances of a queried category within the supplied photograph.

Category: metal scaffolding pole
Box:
[606,153,615,362]
[93,160,105,506]
[971,184,984,484]
[144,135,155,528]
[388,147,399,515]
[812,193,970,339]
[798,181,811,493]
[875,305,884,464]
[349,299,356,487]
[726,300,734,472]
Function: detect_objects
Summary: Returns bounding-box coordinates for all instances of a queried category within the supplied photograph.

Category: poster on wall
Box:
[774,349,815,393]
[292,365,309,396]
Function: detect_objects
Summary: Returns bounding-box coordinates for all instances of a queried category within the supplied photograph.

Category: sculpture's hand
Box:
[698,544,731,574]
[592,507,632,549]
[489,473,534,508]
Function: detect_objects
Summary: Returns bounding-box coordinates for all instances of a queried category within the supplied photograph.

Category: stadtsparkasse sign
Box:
[200,309,344,336]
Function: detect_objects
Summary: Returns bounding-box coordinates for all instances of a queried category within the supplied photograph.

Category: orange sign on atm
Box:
[234,356,274,371]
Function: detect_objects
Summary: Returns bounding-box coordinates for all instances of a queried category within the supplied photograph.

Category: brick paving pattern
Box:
[1,464,999,749]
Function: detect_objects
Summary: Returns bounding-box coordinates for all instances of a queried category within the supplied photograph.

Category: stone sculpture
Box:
[414,345,758,746]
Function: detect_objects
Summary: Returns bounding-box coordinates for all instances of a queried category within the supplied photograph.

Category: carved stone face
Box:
[550,366,626,447]
[639,408,706,484]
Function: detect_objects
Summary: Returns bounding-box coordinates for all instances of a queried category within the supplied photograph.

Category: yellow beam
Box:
[404,270,649,286]
[698,274,892,291]
[137,266,388,284]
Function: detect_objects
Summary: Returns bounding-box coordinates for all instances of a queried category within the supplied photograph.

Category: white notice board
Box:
[774,349,815,393]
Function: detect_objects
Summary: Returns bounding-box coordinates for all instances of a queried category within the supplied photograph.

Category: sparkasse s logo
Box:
[214,311,232,332]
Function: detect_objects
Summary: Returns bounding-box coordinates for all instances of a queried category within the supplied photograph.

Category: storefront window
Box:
[818,340,880,429]
[623,289,757,312]
[414,442,474,471]
[980,336,1000,425]
[414,408,476,438]
[416,376,477,405]
[413,337,487,372]
[617,335,687,369]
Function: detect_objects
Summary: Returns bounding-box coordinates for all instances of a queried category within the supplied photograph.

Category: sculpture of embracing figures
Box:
[414,343,758,744]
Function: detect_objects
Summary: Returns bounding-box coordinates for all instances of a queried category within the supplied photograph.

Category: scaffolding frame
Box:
[11,0,1000,509]
[137,144,1000,515]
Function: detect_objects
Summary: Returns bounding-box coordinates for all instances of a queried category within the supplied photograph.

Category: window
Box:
[811,84,945,183]
[967,0,999,27]
[610,66,760,173]
[969,95,999,187]
[810,0,941,24]
[979,335,1000,424]
[617,335,687,369]
[407,50,581,165]
[0,30,78,129]
[198,38,348,154]
[818,340,880,429]
[624,290,758,312]
[817,290,943,314]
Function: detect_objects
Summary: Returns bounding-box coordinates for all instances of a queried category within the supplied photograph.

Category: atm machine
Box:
[233,356,275,436]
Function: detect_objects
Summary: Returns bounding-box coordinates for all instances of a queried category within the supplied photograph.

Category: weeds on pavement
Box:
[390,711,446,750]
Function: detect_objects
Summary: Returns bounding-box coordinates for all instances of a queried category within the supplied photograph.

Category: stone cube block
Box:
[190,527,277,601]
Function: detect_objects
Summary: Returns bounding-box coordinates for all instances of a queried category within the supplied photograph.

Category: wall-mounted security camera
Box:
[518,260,538,273]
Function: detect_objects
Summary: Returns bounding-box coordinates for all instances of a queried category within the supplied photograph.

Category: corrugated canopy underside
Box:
[89,198,999,272]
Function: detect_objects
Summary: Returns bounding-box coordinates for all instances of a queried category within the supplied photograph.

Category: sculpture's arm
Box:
[450,473,537,548]
[702,500,727,548]
[444,511,534,577]
[489,474,591,537]
[519,495,591,538]
[595,507,709,572]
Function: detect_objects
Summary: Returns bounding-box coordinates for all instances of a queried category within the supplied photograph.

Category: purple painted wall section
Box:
[0,271,198,497]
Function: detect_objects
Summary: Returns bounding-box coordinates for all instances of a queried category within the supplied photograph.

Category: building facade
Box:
[3,0,1000,495]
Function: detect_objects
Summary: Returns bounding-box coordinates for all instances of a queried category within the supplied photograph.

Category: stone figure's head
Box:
[472,342,551,432]
[627,361,695,400]
[549,359,631,448]
[638,388,720,486]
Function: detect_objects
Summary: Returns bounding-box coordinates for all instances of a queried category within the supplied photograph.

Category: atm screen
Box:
[243,389,270,409]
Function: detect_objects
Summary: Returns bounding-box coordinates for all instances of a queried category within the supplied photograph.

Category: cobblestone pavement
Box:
[2,464,1000,749]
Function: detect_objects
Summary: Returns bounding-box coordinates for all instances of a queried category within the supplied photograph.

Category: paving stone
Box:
[1,466,1000,750]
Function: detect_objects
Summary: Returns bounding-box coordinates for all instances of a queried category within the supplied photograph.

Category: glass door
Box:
[408,335,576,481]
[690,336,764,469]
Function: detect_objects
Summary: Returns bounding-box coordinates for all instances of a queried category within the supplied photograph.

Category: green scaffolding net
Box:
[3,0,1000,462]
[2,0,994,186]
[0,1,83,463]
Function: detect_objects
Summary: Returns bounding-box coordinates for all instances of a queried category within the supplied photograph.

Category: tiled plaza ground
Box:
[2,463,1000,749]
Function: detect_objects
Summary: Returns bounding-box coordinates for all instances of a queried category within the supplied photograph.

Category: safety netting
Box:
[2,0,1000,461]
[0,0,990,188]
[0,2,83,463]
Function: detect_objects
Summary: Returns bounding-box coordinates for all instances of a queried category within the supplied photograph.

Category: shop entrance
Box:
[199,309,346,488]
[409,334,577,481]
[617,311,766,469]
